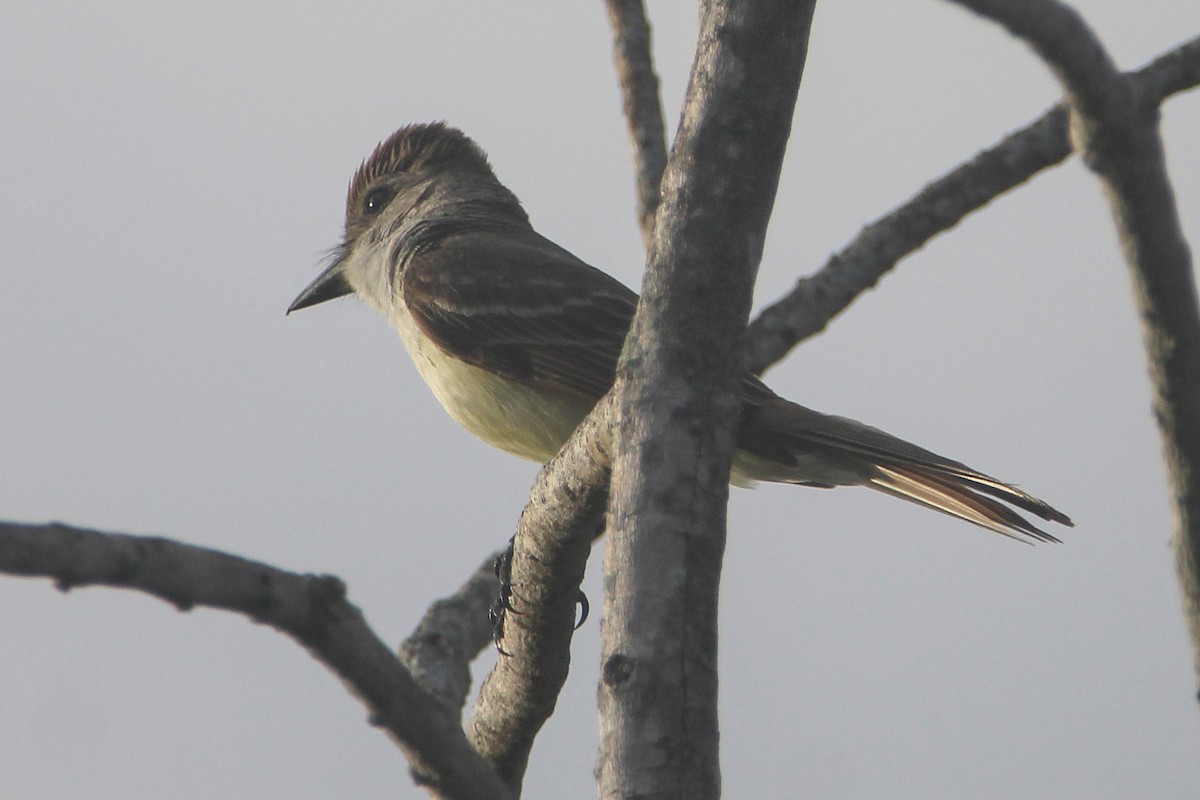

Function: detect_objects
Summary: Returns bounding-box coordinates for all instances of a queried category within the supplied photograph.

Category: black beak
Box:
[287,259,353,314]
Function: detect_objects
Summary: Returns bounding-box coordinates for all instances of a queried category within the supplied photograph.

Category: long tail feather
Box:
[742,395,1073,542]
[869,464,1065,544]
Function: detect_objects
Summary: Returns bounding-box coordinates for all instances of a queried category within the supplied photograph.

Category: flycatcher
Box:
[288,122,1071,543]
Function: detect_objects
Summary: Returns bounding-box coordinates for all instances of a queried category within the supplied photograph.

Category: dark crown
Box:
[346,122,493,213]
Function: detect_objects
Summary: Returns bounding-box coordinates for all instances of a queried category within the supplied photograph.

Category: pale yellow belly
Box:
[390,305,595,462]
[389,304,814,483]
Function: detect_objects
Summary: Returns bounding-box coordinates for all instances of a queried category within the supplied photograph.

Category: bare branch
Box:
[745,34,1200,375]
[467,395,615,796]
[0,521,510,800]
[398,555,498,712]
[598,2,817,798]
[1135,35,1200,100]
[605,0,669,247]
[946,0,1200,696]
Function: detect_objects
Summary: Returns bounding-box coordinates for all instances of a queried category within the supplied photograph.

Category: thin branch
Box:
[605,0,669,247]
[1134,34,1200,100]
[745,34,1200,375]
[946,0,1200,696]
[0,521,510,800]
[0,405,618,800]
[398,555,498,712]
[466,395,615,796]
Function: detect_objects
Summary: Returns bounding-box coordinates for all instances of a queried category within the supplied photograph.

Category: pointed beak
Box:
[287,258,353,314]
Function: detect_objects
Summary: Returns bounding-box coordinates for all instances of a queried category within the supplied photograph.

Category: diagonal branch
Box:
[0,520,510,800]
[398,555,498,712]
[605,0,669,247]
[465,395,615,797]
[945,0,1200,696]
[745,34,1200,375]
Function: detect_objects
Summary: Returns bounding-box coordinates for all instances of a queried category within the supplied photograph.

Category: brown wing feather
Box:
[402,227,635,401]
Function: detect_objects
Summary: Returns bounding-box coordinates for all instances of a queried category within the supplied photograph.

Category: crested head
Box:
[290,123,524,316]
[340,122,528,247]
[346,122,493,215]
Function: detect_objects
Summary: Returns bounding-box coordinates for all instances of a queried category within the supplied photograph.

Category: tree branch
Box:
[0,401,620,800]
[605,0,669,248]
[598,2,817,798]
[745,34,1200,375]
[466,395,615,796]
[0,521,510,800]
[398,555,498,712]
[1134,34,1200,100]
[946,0,1200,697]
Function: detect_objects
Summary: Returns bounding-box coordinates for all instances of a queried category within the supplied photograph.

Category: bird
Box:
[288,122,1072,543]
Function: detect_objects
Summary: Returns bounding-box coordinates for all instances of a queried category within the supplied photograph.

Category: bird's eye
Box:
[364,187,395,214]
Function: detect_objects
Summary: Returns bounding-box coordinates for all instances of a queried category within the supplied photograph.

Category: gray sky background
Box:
[3,2,1199,798]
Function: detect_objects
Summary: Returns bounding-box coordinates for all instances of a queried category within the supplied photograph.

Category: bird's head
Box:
[288,122,523,315]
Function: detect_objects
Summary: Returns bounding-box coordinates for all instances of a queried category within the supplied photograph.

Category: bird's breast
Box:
[388,304,594,462]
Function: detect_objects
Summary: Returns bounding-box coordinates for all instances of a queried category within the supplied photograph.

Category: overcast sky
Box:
[3,2,1200,798]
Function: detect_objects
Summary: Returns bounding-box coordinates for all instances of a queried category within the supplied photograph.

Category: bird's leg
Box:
[488,538,516,654]
[488,535,591,655]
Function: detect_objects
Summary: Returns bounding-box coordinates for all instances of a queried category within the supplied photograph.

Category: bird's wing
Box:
[402,227,638,401]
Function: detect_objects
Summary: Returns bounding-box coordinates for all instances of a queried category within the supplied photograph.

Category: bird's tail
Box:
[866,463,1068,543]
[739,396,1073,543]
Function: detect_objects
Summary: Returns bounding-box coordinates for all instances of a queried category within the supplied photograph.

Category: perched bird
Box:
[289,122,1072,543]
